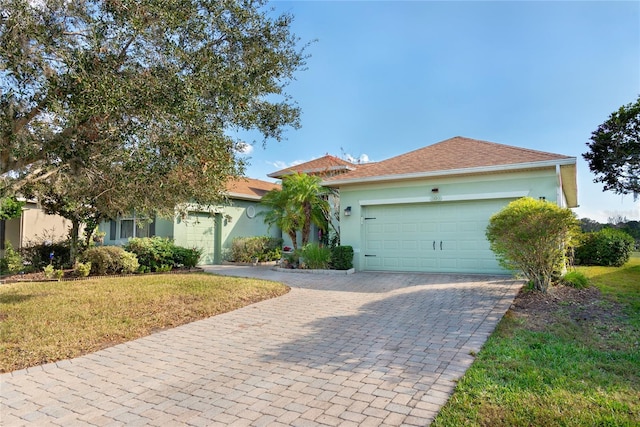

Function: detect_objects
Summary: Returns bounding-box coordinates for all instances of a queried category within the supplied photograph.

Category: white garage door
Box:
[362,199,510,274]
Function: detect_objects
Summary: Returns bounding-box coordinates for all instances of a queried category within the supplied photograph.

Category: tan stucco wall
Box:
[3,203,72,250]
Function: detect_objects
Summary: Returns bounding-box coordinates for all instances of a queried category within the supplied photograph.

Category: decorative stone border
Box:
[271,267,355,275]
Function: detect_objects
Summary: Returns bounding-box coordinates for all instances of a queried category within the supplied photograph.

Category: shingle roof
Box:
[268,155,358,178]
[225,177,280,200]
[323,136,574,183]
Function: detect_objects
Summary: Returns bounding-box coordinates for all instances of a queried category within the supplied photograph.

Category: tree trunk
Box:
[301,203,311,246]
[287,230,298,250]
[69,219,80,266]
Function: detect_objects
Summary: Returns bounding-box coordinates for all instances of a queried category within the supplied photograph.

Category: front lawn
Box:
[433,254,640,426]
[0,273,289,373]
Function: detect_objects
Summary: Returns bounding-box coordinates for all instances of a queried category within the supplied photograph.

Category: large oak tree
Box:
[0,0,307,222]
[584,96,640,200]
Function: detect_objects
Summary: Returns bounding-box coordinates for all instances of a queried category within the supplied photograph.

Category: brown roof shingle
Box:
[225,177,280,200]
[324,136,574,182]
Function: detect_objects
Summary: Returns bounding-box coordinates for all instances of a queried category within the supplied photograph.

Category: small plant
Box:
[43,264,55,279]
[300,243,331,269]
[54,269,64,280]
[1,241,23,274]
[172,247,202,268]
[561,271,589,289]
[74,262,91,277]
[156,264,172,272]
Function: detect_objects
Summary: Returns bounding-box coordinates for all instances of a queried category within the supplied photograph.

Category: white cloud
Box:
[345,153,371,164]
[268,160,288,169]
[236,142,253,155]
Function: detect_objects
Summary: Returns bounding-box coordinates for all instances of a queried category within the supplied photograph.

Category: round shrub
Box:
[575,228,635,267]
[74,262,92,277]
[83,246,139,275]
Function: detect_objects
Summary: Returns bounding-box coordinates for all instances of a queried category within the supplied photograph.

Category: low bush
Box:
[231,236,283,263]
[83,246,139,275]
[1,241,23,274]
[124,237,201,271]
[74,262,91,277]
[560,271,589,289]
[20,241,71,271]
[43,264,55,279]
[172,246,202,268]
[124,237,174,272]
[301,243,331,269]
[575,228,635,267]
[330,245,354,270]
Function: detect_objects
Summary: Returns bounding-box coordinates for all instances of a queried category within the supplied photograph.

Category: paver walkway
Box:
[1,267,522,426]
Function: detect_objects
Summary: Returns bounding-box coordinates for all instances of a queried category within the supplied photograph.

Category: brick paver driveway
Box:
[1,267,522,426]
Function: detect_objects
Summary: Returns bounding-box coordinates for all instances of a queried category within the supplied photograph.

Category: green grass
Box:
[433,253,640,426]
[0,273,288,373]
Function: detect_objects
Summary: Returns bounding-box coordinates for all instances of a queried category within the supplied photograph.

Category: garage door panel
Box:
[384,240,400,250]
[403,240,419,250]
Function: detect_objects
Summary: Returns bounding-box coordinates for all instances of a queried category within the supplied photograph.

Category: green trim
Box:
[214,213,222,265]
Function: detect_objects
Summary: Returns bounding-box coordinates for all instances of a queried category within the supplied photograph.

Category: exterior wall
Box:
[2,203,72,253]
[99,216,174,246]
[219,199,282,260]
[337,168,559,271]
[97,199,283,265]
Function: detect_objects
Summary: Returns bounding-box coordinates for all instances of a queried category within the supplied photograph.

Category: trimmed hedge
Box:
[574,228,635,267]
[331,246,354,270]
[124,237,202,272]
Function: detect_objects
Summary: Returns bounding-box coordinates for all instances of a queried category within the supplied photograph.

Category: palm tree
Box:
[260,185,302,249]
[260,172,333,249]
[286,173,331,246]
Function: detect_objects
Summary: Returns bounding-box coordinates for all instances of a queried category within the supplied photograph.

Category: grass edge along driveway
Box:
[0,273,289,373]
[433,254,640,427]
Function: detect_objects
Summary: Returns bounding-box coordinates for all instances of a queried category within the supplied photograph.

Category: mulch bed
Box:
[510,284,626,333]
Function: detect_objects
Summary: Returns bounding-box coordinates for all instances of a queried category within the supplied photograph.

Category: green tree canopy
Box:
[1,0,307,217]
[583,96,640,200]
[0,196,23,220]
[486,197,579,293]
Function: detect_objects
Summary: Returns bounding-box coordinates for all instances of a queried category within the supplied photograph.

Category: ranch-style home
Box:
[99,177,282,264]
[316,136,577,274]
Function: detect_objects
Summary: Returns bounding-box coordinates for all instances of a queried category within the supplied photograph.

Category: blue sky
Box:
[239,0,640,223]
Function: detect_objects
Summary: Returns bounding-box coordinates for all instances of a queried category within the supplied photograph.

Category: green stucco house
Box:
[99,177,282,265]
[320,136,578,274]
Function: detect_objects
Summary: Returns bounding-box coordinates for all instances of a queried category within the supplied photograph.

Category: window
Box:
[119,219,133,239]
[112,214,155,240]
